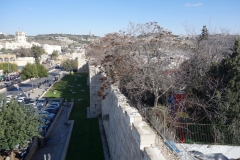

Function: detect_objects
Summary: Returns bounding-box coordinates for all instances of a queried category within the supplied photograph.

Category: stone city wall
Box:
[88,63,171,160]
[88,65,102,117]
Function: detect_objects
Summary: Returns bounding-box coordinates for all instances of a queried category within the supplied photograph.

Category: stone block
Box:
[143,147,166,160]
[132,121,156,150]
[125,108,142,127]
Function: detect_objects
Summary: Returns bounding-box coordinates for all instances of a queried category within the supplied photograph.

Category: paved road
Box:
[1,69,62,98]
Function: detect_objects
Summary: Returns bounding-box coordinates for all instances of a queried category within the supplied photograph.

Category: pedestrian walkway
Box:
[27,87,47,99]
[31,103,73,160]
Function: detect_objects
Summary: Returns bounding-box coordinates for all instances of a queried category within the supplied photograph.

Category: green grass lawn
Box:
[44,73,104,160]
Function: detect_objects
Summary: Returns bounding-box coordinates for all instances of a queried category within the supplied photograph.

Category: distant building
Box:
[0,31,41,50]
[0,54,16,63]
[89,31,93,37]
[55,36,75,44]
[42,44,61,54]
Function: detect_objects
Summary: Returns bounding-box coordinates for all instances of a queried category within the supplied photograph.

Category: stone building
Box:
[0,54,16,63]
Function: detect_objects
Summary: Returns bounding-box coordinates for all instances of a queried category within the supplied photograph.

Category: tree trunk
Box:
[154,95,159,108]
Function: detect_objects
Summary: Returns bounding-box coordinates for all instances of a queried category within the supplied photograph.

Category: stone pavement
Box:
[25,84,51,99]
[31,103,73,160]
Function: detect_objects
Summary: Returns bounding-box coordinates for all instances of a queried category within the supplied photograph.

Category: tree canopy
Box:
[31,45,45,64]
[20,63,38,80]
[51,50,59,60]
[0,63,18,74]
[36,64,49,78]
[13,48,32,57]
[61,58,78,72]
[20,63,38,91]
[0,99,41,151]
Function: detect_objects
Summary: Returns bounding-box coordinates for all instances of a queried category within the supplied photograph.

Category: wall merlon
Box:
[143,147,166,160]
[125,108,142,128]
[132,122,156,150]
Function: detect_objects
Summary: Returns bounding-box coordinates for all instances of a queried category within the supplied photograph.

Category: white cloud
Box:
[184,3,202,7]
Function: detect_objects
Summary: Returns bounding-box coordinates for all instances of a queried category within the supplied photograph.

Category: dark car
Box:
[24,98,31,104]
[41,118,51,126]
[39,113,55,122]
[44,108,58,114]
[46,105,60,109]
[38,125,48,136]
[45,106,60,113]
[43,114,55,122]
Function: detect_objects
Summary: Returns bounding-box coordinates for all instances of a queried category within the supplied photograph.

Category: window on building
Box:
[4,57,9,62]
[10,57,15,61]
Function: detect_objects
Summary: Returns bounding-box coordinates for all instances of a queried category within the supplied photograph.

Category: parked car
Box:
[29,99,37,106]
[49,101,60,107]
[41,118,51,126]
[44,108,58,114]
[39,111,56,118]
[17,97,25,103]
[38,125,48,136]
[36,98,47,107]
[46,104,60,109]
[6,95,13,103]
[6,95,13,100]
[24,98,32,105]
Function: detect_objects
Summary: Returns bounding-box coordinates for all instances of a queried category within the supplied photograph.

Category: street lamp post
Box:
[7,53,9,77]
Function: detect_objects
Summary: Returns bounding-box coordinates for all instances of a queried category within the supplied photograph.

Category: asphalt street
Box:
[1,69,62,98]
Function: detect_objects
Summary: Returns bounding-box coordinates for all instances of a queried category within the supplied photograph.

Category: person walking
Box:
[28,92,30,98]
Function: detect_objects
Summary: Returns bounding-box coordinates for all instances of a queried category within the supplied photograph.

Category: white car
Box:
[6,95,13,100]
[6,95,13,103]
[37,98,47,107]
[17,97,25,103]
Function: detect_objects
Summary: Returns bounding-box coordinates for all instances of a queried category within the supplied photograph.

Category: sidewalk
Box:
[31,103,73,160]
[27,87,48,99]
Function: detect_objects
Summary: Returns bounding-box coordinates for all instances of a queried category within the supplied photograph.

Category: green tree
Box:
[0,62,18,74]
[13,48,32,57]
[0,99,41,159]
[186,40,240,125]
[61,58,78,73]
[36,64,49,78]
[31,45,45,64]
[20,63,38,92]
[199,25,208,42]
[213,40,240,124]
[51,50,59,60]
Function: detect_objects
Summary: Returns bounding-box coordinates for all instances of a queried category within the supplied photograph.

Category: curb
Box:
[60,102,74,160]
[60,120,74,160]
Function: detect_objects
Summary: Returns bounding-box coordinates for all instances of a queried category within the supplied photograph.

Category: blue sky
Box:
[0,0,239,37]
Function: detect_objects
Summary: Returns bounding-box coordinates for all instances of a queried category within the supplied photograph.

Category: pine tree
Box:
[199,25,208,41]
[219,40,240,124]
[208,40,240,124]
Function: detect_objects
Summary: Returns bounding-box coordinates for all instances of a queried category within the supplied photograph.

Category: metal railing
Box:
[138,107,240,146]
